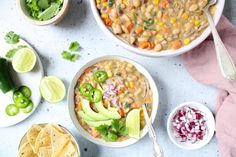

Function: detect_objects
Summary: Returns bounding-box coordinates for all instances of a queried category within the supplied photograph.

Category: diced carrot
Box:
[118,89,124,94]
[163,26,171,33]
[132,102,141,108]
[78,102,82,110]
[127,23,134,32]
[171,41,182,49]
[139,41,150,49]
[144,97,152,103]
[135,27,144,34]
[84,67,92,74]
[151,41,156,49]
[104,18,113,26]
[118,108,125,117]
[159,0,169,8]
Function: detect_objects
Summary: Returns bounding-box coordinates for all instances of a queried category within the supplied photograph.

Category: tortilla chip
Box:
[38,146,52,157]
[27,125,42,153]
[18,142,37,157]
[60,142,76,157]
[51,127,70,157]
[34,124,52,153]
[51,123,65,133]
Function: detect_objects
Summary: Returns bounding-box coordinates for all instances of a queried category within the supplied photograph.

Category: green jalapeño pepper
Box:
[15,96,29,108]
[79,83,94,97]
[5,104,19,116]
[93,71,108,83]
[19,86,32,98]
[89,89,102,103]
[22,101,34,113]
[13,90,24,102]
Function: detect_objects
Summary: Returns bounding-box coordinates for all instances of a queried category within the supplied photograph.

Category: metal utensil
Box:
[203,0,236,81]
[142,104,163,157]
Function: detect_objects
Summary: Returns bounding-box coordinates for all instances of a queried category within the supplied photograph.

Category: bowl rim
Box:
[89,0,225,57]
[167,101,215,150]
[18,123,81,156]
[68,55,159,147]
[17,0,69,26]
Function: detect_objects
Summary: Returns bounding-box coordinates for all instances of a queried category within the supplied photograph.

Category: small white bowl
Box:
[17,0,69,26]
[167,102,215,150]
[68,55,159,147]
[90,0,225,57]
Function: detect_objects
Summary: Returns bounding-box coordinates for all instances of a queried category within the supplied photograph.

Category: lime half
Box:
[40,76,66,103]
[12,48,37,73]
[126,109,140,139]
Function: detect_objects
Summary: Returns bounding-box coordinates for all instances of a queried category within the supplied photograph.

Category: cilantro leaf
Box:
[69,41,80,51]
[4,31,20,44]
[61,51,80,62]
[5,45,27,58]
[95,124,109,136]
[38,0,50,10]
[107,130,118,141]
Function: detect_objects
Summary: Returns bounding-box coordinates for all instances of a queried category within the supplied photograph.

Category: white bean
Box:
[112,23,122,34]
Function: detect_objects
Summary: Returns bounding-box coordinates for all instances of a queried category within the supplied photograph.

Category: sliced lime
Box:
[40,76,66,103]
[126,109,140,139]
[12,48,37,73]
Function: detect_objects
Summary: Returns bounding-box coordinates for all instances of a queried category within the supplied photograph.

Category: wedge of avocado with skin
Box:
[78,111,95,121]
[81,98,109,121]
[84,120,112,127]
[95,101,121,119]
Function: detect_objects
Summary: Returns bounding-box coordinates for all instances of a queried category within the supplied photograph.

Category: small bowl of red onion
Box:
[167,101,215,150]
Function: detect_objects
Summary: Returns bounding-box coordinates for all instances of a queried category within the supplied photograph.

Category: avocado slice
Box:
[78,111,95,121]
[95,101,121,119]
[81,98,109,121]
[84,120,112,127]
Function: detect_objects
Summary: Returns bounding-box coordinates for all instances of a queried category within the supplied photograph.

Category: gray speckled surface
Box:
[0,0,235,157]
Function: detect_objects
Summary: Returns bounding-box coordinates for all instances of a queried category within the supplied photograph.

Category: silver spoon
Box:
[142,79,163,157]
[142,104,163,157]
[203,0,236,81]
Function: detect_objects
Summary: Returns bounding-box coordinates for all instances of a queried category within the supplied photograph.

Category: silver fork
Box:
[142,103,163,157]
[203,0,236,81]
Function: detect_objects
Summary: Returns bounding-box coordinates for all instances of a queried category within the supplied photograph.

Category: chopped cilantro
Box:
[95,120,128,142]
[4,31,20,44]
[69,41,80,51]
[5,45,27,58]
[26,0,63,20]
[61,50,80,62]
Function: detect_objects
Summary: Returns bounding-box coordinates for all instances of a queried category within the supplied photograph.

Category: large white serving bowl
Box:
[68,55,159,147]
[90,0,225,57]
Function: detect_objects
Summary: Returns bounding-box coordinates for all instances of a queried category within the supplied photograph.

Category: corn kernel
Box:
[170,18,176,24]
[182,12,189,20]
[194,20,201,26]
[125,82,129,87]
[96,0,101,4]
[101,13,108,19]
[156,25,161,31]
[184,38,191,45]
[107,71,113,77]
[154,18,158,23]
[159,22,164,26]
[153,0,159,5]
[129,81,135,88]
[156,34,163,40]
[122,0,127,4]
[102,2,108,7]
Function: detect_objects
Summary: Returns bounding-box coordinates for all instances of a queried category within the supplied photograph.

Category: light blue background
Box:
[0,0,235,156]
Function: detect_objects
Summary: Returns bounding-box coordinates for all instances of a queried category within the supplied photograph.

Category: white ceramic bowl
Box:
[68,55,159,147]
[90,0,225,57]
[17,0,69,26]
[167,102,215,150]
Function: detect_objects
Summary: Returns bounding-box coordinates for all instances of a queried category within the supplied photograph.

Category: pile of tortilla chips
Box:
[18,123,79,157]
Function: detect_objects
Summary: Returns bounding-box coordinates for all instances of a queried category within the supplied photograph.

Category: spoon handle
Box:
[204,10,236,81]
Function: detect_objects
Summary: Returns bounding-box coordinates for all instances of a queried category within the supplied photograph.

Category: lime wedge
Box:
[12,48,37,73]
[126,109,140,139]
[40,76,65,103]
